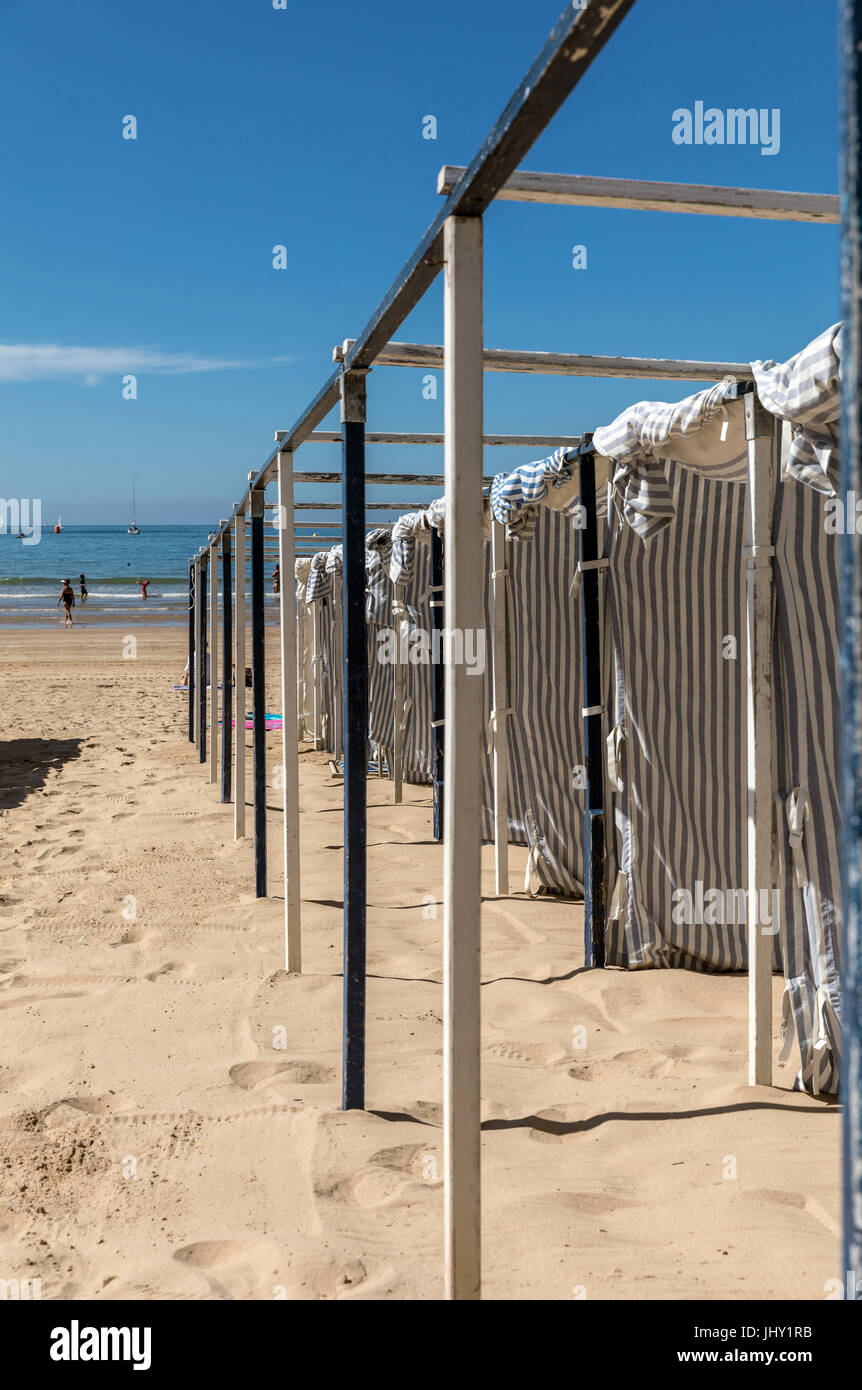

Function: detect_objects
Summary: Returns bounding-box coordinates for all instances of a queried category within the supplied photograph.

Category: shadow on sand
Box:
[0,737,84,811]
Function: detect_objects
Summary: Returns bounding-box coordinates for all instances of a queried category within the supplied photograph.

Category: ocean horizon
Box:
[0,523,295,626]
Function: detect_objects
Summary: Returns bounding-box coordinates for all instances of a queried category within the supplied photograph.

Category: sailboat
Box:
[53,515,62,534]
[128,485,140,535]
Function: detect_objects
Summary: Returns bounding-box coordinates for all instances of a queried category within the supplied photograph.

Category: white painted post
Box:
[393,581,406,803]
[233,510,247,839]
[491,519,510,895]
[209,537,219,785]
[277,448,302,973]
[744,396,777,1086]
[443,213,484,1302]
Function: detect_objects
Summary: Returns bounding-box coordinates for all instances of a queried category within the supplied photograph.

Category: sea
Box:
[0,524,289,626]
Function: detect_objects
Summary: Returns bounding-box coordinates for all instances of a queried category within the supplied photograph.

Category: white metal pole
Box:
[393,581,406,803]
[491,519,510,895]
[233,511,247,838]
[443,213,484,1302]
[277,448,302,973]
[744,396,777,1086]
[209,538,219,785]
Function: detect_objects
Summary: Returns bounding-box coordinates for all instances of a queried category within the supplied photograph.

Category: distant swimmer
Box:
[79,573,88,603]
[58,578,75,626]
[273,564,280,595]
[139,579,150,601]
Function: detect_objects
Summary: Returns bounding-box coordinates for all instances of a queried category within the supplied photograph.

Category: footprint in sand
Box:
[174,1242,373,1300]
[41,1094,130,1129]
[110,926,155,947]
[229,1059,336,1090]
[145,962,194,981]
[174,1238,267,1270]
[318,1144,442,1209]
[318,1168,412,1209]
[487,1041,567,1066]
[369,1143,443,1184]
[568,1046,691,1082]
[277,1255,377,1300]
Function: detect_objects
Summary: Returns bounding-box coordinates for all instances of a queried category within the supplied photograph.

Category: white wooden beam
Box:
[437,165,840,223]
[443,213,484,1302]
[491,520,510,896]
[744,397,777,1086]
[277,449,302,973]
[250,471,495,487]
[233,511,246,839]
[293,502,419,511]
[334,339,751,381]
[307,430,582,447]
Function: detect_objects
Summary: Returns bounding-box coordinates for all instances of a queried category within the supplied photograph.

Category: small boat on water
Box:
[54,515,62,533]
[128,485,140,535]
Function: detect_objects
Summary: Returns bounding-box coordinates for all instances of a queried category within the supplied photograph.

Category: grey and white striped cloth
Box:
[751,322,841,496]
[304,549,338,752]
[592,377,748,540]
[480,507,587,895]
[484,325,843,1094]
[294,558,313,741]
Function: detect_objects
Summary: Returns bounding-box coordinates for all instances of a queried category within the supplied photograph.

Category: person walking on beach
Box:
[58,578,75,626]
[79,573,88,603]
[139,578,150,601]
[273,564,280,595]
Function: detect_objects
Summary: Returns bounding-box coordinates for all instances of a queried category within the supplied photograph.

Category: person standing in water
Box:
[58,578,75,626]
[139,579,150,601]
[79,573,88,603]
[272,564,280,595]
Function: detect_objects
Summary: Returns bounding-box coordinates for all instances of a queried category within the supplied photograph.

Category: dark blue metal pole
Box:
[221,529,233,804]
[198,557,208,766]
[341,369,368,1110]
[430,527,445,842]
[250,489,267,897]
[188,563,195,743]
[840,0,862,1299]
[577,443,606,969]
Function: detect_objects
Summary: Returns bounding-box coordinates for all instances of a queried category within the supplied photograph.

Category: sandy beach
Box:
[0,626,841,1300]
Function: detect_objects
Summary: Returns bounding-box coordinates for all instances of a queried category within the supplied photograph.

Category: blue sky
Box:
[0,0,840,525]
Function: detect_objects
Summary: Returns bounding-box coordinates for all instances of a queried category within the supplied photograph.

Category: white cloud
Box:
[0,343,292,383]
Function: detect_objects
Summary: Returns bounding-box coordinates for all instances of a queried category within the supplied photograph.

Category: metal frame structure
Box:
[183,0,852,1299]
